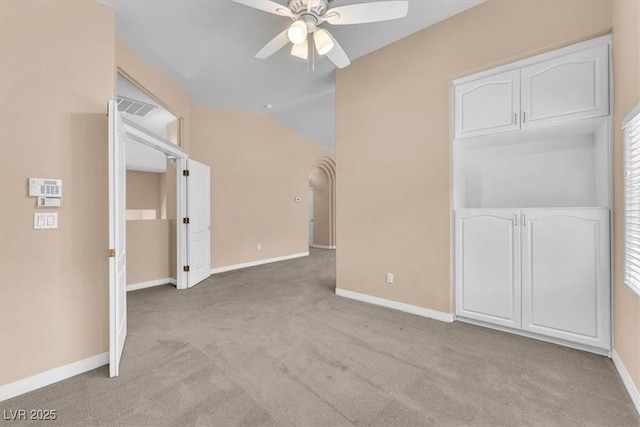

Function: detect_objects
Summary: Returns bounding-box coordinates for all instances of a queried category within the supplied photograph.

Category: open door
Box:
[108,100,127,377]
[187,159,211,288]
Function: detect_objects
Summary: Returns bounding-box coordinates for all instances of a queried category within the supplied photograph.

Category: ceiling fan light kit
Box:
[232,0,409,69]
[314,29,334,55]
[288,20,308,44]
[291,40,309,59]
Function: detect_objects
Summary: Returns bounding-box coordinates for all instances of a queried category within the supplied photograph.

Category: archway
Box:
[308,156,336,249]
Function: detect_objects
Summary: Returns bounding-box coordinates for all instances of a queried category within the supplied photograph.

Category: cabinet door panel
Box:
[455,210,521,328]
[454,70,520,139]
[521,209,610,350]
[521,45,609,128]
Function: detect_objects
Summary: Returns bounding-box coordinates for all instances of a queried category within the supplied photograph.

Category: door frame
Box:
[108,101,127,377]
[308,187,314,246]
[121,118,190,289]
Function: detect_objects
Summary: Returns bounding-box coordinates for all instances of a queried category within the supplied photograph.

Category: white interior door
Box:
[187,159,211,288]
[108,100,127,377]
[308,187,314,246]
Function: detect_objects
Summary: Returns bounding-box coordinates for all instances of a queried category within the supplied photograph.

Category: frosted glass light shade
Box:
[291,41,308,59]
[314,29,334,55]
[288,20,307,45]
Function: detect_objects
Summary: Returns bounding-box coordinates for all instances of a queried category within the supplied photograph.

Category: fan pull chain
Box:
[307,32,315,73]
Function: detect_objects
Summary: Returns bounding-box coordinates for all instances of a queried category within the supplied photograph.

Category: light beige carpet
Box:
[1,248,638,426]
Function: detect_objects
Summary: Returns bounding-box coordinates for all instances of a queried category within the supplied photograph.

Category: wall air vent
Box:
[116,96,157,117]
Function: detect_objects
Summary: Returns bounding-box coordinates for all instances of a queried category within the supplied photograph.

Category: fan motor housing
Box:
[288,0,329,16]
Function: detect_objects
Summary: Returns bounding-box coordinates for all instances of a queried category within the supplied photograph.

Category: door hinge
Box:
[183,169,189,177]
[183,265,190,272]
[183,217,190,224]
[107,249,115,258]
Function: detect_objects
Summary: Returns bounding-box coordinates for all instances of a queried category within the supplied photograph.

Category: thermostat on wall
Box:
[38,196,62,207]
[29,178,63,198]
[29,178,63,207]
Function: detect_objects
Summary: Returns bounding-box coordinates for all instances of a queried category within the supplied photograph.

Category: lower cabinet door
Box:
[455,209,521,328]
[521,209,610,350]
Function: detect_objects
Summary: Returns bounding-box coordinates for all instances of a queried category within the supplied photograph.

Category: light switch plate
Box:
[34,212,58,229]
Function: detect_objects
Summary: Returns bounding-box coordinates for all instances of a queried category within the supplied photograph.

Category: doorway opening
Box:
[119,73,180,291]
[308,156,336,249]
[109,73,211,377]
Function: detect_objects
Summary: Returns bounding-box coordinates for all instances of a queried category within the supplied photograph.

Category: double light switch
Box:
[33,212,58,229]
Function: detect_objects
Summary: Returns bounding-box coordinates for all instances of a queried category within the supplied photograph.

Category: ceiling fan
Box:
[232,0,409,69]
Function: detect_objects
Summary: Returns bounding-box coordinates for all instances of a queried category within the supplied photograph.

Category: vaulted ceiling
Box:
[103,0,483,151]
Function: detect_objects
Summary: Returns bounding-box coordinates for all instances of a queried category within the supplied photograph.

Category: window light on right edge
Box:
[623,101,640,296]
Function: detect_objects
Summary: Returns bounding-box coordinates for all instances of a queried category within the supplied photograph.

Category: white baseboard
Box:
[335,288,454,323]
[0,352,108,402]
[457,316,609,356]
[127,277,176,292]
[211,252,309,275]
[611,350,640,415]
[311,245,336,250]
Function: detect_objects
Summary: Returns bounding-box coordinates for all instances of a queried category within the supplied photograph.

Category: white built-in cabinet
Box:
[521,209,610,348]
[456,208,610,350]
[453,36,612,353]
[454,70,520,138]
[520,45,609,128]
[455,44,609,139]
[455,210,521,329]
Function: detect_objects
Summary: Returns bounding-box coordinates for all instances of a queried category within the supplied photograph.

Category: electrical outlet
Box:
[386,273,394,284]
[257,243,261,251]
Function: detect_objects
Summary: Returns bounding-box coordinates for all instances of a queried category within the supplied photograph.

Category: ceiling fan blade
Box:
[324,31,350,69]
[255,29,290,59]
[291,40,308,60]
[322,1,408,25]
[231,0,294,18]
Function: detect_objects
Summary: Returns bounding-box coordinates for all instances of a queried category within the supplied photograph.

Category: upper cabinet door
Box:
[454,69,520,139]
[521,45,609,128]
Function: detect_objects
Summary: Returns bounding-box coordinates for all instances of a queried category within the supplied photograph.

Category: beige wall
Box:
[126,170,163,218]
[190,105,332,268]
[126,220,171,285]
[0,1,115,385]
[309,168,331,246]
[336,1,611,312]
[126,171,172,284]
[612,0,640,400]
